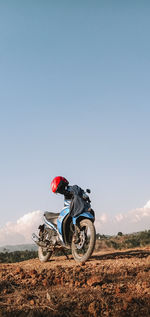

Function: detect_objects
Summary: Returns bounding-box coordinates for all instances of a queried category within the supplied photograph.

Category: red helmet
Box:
[50,176,69,193]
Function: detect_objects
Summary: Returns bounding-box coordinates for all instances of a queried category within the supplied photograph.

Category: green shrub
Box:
[0,250,38,263]
[96,230,150,250]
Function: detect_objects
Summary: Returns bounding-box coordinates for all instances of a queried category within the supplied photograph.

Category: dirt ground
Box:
[0,247,150,317]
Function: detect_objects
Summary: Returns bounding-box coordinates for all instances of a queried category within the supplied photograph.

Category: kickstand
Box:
[62,248,70,261]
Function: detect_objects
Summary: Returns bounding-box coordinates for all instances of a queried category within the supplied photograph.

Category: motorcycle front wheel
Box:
[71,218,96,263]
[38,246,52,262]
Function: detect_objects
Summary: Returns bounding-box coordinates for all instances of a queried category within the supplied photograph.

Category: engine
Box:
[39,225,59,246]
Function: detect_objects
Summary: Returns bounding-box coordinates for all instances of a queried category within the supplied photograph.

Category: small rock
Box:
[38,274,43,281]
[87,276,101,287]
[42,279,49,287]
[30,269,37,275]
[88,301,101,317]
[31,279,37,286]
[80,262,85,266]
[30,299,35,305]
[47,292,51,301]
[3,289,8,294]
[15,267,23,274]
[20,273,26,279]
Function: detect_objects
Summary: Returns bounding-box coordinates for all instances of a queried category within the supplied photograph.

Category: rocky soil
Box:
[0,247,150,317]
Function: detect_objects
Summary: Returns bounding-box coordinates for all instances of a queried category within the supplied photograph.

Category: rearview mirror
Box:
[86,189,91,194]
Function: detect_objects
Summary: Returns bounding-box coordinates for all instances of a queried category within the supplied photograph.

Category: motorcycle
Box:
[32,189,96,263]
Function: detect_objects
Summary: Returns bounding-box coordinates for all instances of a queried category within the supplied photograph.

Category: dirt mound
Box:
[0,248,150,316]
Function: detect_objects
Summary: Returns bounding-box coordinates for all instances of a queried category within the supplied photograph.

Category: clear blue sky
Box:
[0,1,150,227]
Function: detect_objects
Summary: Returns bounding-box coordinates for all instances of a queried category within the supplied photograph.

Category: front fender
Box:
[72,212,95,225]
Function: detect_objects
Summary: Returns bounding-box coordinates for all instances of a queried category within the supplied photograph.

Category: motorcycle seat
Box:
[44,212,60,226]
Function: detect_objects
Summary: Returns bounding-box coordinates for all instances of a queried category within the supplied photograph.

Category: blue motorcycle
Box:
[32,189,96,263]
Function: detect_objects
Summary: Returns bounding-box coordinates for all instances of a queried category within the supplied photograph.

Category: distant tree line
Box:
[1,230,150,263]
[0,250,38,263]
[0,248,71,263]
[96,230,150,250]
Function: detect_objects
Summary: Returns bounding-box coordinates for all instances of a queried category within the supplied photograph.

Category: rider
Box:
[50,176,91,241]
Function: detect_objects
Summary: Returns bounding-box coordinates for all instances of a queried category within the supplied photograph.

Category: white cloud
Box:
[99,213,108,224]
[115,213,124,222]
[0,210,43,246]
[1,200,150,246]
[144,200,150,209]
[95,200,150,235]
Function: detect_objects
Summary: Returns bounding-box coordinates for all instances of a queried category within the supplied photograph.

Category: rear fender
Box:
[62,214,72,245]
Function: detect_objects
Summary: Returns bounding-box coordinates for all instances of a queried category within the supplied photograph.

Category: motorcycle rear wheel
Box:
[38,247,52,262]
[71,219,96,263]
